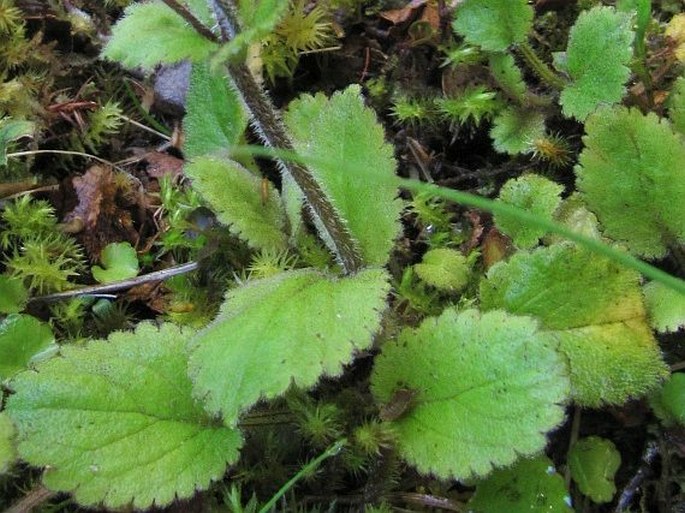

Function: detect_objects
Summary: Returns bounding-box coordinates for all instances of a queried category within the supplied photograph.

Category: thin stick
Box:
[2,485,56,513]
[117,114,171,141]
[7,150,127,173]
[29,261,199,303]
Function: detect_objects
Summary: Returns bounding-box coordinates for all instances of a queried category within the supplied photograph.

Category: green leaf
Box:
[667,75,685,136]
[102,1,218,71]
[370,309,569,479]
[6,323,242,509]
[91,242,140,284]
[0,314,56,381]
[480,243,669,406]
[452,0,534,52]
[490,107,546,155]
[185,156,288,252]
[576,106,685,258]
[651,373,685,425]
[189,268,390,423]
[489,53,527,103]
[560,7,634,120]
[469,456,572,513]
[0,275,28,313]
[183,63,248,160]
[494,174,564,248]
[285,85,402,266]
[414,248,470,292]
[643,281,685,333]
[0,412,16,474]
[210,0,289,64]
[0,117,34,166]
[568,436,621,504]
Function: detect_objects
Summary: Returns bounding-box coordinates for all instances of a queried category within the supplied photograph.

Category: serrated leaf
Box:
[668,76,685,136]
[91,242,139,284]
[469,456,572,513]
[185,156,287,251]
[0,413,16,474]
[569,436,621,504]
[370,309,569,479]
[575,106,685,258]
[452,0,533,52]
[548,193,602,244]
[183,63,247,160]
[0,314,56,381]
[643,281,685,333]
[494,174,563,248]
[6,323,242,509]
[489,53,527,103]
[102,1,218,71]
[480,243,669,406]
[284,85,402,266]
[0,117,34,166]
[414,248,470,292]
[189,268,389,423]
[0,275,28,314]
[651,373,685,425]
[560,7,634,120]
[490,107,546,155]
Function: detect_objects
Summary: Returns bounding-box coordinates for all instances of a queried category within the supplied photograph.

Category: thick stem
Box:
[517,41,567,91]
[206,0,364,274]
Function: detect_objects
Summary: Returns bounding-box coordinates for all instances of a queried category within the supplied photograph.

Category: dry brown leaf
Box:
[379,0,426,25]
[142,151,184,179]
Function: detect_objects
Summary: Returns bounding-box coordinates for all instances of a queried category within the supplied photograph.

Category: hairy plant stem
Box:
[166,0,364,274]
[3,485,56,513]
[517,41,567,91]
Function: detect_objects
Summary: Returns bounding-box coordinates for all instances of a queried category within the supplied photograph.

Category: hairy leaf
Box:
[576,106,685,258]
[6,323,241,509]
[102,1,217,71]
[0,314,56,381]
[285,85,402,266]
[494,174,563,248]
[0,275,28,314]
[490,107,546,155]
[0,117,34,166]
[185,156,288,251]
[452,0,533,52]
[560,7,634,120]
[91,242,139,284]
[189,268,390,423]
[481,243,669,406]
[569,436,621,504]
[414,248,470,292]
[0,413,16,474]
[651,373,685,425]
[184,63,247,160]
[643,281,685,333]
[489,53,527,103]
[469,456,572,513]
[371,309,569,479]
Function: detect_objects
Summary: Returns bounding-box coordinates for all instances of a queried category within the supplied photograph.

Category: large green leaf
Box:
[284,85,402,266]
[490,107,546,155]
[0,413,16,474]
[0,275,28,314]
[370,309,569,479]
[183,63,247,160]
[185,156,288,252]
[480,243,669,406]
[102,1,218,71]
[452,0,534,52]
[568,436,621,504]
[469,456,572,513]
[6,323,241,509]
[91,242,140,284]
[576,106,685,258]
[643,281,685,333]
[189,268,390,424]
[560,7,634,120]
[0,314,56,381]
[651,373,685,426]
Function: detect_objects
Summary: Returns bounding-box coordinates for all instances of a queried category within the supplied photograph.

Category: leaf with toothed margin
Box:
[189,268,390,424]
[5,323,241,509]
[102,0,217,71]
[371,308,569,480]
[284,85,402,266]
[452,0,533,52]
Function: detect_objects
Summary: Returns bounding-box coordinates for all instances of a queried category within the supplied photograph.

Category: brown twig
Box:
[2,484,56,513]
[28,261,199,303]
